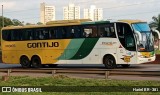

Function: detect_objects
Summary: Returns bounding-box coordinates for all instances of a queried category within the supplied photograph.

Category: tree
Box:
[12,19,24,26]
[26,23,35,25]
[37,22,43,25]
[150,14,160,50]
[0,16,14,29]
[0,16,13,46]
[150,14,160,31]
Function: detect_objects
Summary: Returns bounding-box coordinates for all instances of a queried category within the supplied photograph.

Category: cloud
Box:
[92,0,159,21]
[0,0,159,23]
[0,1,16,10]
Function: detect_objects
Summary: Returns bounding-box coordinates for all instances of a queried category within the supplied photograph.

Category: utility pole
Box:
[2,5,4,27]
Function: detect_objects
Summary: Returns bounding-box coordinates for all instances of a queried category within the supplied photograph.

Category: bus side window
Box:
[56,28,63,39]
[98,24,116,38]
[80,26,84,38]
[110,26,116,37]
[34,29,44,40]
[99,27,106,37]
[26,29,33,40]
[18,30,22,40]
[66,26,74,38]
[11,30,19,41]
[42,28,49,39]
[61,27,66,38]
[84,28,92,37]
[21,30,27,40]
[65,26,82,38]
[2,30,11,41]
[49,28,56,39]
[83,25,97,38]
[74,26,81,38]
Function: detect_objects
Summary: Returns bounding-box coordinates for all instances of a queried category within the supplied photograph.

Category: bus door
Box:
[116,23,137,64]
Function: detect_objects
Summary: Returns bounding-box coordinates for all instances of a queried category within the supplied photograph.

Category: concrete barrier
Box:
[147,54,160,64]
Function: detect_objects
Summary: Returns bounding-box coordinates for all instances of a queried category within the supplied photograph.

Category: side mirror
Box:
[152,29,160,39]
[134,30,142,41]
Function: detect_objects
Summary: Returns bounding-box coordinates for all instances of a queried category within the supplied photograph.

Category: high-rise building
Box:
[63,4,80,20]
[84,5,103,21]
[40,2,55,24]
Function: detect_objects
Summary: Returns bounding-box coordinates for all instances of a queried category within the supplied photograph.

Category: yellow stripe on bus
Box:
[2,39,71,64]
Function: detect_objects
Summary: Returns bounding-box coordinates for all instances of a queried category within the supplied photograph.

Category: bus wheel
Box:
[121,64,130,68]
[103,55,116,69]
[31,56,42,68]
[20,56,31,68]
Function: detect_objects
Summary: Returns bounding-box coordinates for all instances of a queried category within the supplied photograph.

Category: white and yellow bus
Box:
[1,19,158,68]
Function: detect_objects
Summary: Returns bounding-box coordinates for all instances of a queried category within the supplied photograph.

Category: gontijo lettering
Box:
[27,42,59,48]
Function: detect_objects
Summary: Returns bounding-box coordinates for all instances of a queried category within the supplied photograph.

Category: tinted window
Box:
[66,26,82,38]
[22,29,34,40]
[11,30,22,41]
[83,25,97,38]
[116,23,136,51]
[48,28,56,39]
[2,30,22,41]
[2,25,98,41]
[48,27,65,39]
[34,29,49,40]
[98,24,116,38]
[2,30,11,41]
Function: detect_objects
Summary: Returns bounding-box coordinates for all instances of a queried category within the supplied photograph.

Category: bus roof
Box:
[81,20,110,25]
[2,19,91,30]
[2,19,146,30]
[46,19,91,25]
[81,19,146,25]
[117,19,146,24]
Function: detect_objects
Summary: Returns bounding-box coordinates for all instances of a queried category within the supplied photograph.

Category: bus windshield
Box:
[132,23,154,52]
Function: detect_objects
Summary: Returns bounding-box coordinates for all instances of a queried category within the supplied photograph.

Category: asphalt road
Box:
[0,63,160,71]
[0,63,160,80]
[0,63,21,68]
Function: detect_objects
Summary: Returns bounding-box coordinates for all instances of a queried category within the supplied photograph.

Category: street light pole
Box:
[2,5,4,27]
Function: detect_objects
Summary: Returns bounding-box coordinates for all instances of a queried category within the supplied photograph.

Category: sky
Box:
[0,0,159,24]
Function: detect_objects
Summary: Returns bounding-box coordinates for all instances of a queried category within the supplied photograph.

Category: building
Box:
[40,2,55,24]
[84,5,103,21]
[63,4,80,20]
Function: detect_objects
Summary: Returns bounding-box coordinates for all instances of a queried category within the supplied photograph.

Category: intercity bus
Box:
[1,19,158,68]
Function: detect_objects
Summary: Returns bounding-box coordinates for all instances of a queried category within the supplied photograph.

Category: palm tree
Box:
[150,14,160,50]
[150,14,160,31]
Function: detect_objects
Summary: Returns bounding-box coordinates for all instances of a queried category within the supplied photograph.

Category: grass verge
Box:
[0,75,159,95]
[155,50,160,54]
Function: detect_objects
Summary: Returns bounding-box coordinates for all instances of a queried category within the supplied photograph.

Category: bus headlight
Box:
[139,55,145,58]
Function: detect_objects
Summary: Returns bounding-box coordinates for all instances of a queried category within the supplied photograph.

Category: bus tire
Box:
[121,64,130,68]
[31,56,42,68]
[103,55,116,69]
[20,56,31,68]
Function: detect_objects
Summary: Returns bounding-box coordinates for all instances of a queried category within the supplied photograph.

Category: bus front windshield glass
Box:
[132,23,154,52]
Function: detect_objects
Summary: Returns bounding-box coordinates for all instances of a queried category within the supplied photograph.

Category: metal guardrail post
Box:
[7,69,11,76]
[52,70,56,77]
[105,71,110,80]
